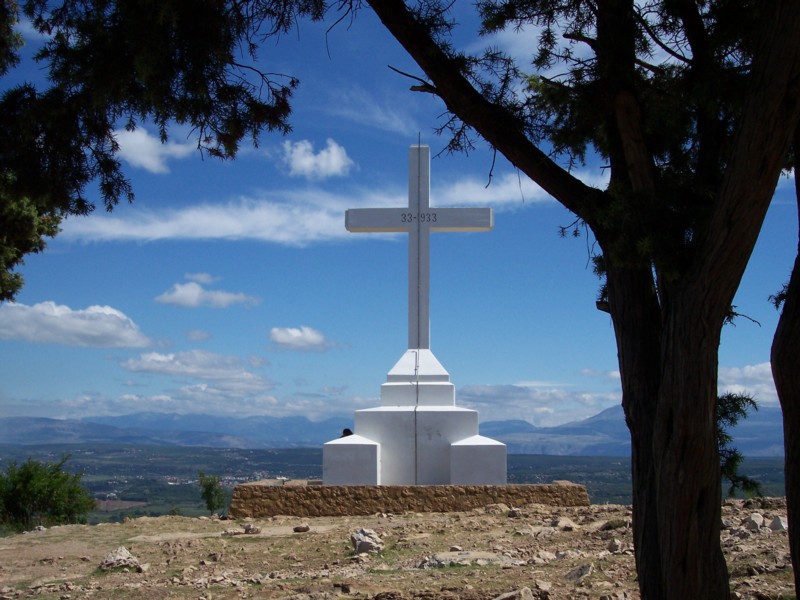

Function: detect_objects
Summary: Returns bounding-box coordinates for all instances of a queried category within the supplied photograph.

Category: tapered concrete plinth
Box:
[323,349,506,485]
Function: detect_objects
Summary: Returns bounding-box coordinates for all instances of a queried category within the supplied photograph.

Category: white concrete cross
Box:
[345,145,493,350]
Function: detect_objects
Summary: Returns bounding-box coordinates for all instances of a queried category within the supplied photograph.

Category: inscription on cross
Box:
[345,145,493,350]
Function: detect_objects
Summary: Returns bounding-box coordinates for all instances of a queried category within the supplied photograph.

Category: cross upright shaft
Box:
[345,145,493,350]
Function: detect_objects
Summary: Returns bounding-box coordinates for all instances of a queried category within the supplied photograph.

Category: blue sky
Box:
[0,7,795,429]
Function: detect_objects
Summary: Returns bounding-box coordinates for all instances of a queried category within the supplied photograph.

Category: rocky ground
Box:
[0,497,794,599]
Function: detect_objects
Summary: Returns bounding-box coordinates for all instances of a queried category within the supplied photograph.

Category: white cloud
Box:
[437,172,551,206]
[269,326,333,352]
[187,329,211,341]
[9,358,778,424]
[474,24,547,67]
[2,370,366,420]
[0,301,151,348]
[459,381,621,427]
[326,88,421,136]
[121,349,271,395]
[437,169,608,207]
[580,368,621,381]
[457,362,778,428]
[114,128,195,174]
[247,354,271,368]
[718,362,778,404]
[60,193,350,246]
[57,164,607,246]
[282,138,355,180]
[155,280,259,308]
[39,385,380,420]
[44,390,282,419]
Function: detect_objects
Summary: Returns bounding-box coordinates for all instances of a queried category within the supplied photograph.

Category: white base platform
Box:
[323,350,507,485]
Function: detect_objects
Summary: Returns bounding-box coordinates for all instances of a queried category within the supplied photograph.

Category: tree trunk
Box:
[654,287,729,599]
[772,251,800,598]
[606,266,664,600]
[608,263,730,600]
[770,125,800,597]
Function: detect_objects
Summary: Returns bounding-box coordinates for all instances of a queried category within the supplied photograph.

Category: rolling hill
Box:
[0,404,784,456]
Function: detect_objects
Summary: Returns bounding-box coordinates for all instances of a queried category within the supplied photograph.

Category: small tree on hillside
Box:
[198,471,227,515]
[717,393,762,498]
[0,455,95,532]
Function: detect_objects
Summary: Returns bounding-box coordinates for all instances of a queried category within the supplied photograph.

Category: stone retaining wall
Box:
[229,482,590,518]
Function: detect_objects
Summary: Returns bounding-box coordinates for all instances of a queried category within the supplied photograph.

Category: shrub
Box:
[198,471,228,515]
[0,455,95,532]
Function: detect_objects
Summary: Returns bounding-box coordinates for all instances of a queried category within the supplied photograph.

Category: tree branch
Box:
[365,0,605,223]
[697,1,800,313]
[387,64,438,94]
[632,8,690,65]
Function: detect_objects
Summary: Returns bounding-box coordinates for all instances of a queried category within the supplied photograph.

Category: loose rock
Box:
[552,516,579,531]
[99,547,143,572]
[492,587,534,600]
[350,528,384,554]
[769,516,788,532]
[607,538,624,553]
[565,562,594,583]
[743,513,764,531]
[422,551,509,568]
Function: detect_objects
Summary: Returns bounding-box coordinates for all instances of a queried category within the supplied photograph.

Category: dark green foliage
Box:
[0,180,61,301]
[770,283,789,310]
[717,393,762,498]
[197,471,227,515]
[0,0,325,300]
[471,0,765,278]
[0,455,95,532]
[0,0,23,76]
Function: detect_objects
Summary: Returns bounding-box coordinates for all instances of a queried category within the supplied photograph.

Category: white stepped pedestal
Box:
[323,146,505,486]
[380,349,454,406]
[323,350,506,485]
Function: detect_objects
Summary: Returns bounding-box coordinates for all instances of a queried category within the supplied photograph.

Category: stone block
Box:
[322,435,379,485]
[451,435,507,485]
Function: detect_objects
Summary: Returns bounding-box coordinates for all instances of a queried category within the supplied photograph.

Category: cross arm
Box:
[346,208,410,232]
[430,208,493,232]
[346,207,493,233]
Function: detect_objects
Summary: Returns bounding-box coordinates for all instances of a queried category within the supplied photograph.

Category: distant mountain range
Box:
[0,413,353,449]
[0,404,785,456]
[481,404,784,457]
